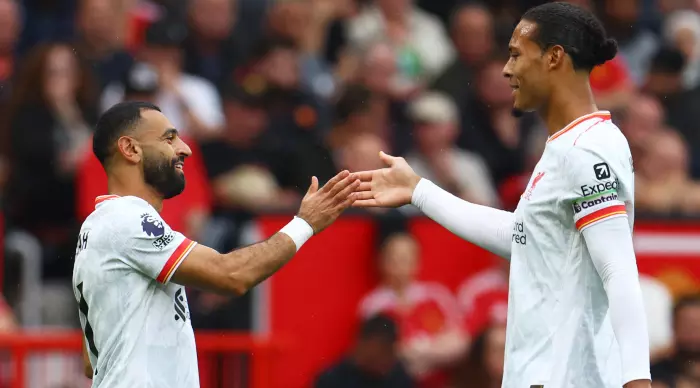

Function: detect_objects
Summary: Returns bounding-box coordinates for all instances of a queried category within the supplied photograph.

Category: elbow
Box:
[226,273,253,296]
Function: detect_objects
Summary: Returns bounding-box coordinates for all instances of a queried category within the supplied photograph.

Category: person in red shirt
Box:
[358,232,469,387]
[456,258,509,337]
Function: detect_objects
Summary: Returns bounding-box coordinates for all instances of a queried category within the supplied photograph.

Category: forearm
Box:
[411,179,514,259]
[582,218,651,385]
[222,217,313,294]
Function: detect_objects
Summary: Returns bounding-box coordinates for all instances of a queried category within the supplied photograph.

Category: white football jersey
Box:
[504,111,634,388]
[72,195,199,387]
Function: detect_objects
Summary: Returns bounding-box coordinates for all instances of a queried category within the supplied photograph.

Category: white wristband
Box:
[279,216,314,251]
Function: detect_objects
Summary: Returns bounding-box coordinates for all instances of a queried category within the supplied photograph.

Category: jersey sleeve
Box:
[110,200,198,284]
[564,145,628,232]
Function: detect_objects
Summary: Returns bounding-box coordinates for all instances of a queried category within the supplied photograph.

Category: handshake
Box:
[296,151,422,234]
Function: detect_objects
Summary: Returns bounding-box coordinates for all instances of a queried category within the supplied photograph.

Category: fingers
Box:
[320,170,349,193]
[357,181,372,192]
[333,177,361,205]
[351,199,380,207]
[351,191,375,201]
[327,173,357,197]
[306,176,319,195]
[353,170,375,182]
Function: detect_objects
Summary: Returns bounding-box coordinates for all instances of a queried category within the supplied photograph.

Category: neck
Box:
[107,171,164,212]
[540,74,598,136]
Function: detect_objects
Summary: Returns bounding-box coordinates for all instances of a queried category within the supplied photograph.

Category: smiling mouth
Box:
[175,161,184,170]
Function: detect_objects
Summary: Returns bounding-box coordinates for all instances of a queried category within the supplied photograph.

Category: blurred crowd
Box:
[1,0,700,386]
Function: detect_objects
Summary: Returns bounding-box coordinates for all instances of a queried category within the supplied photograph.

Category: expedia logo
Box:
[580,179,618,197]
[512,221,526,245]
[574,193,619,213]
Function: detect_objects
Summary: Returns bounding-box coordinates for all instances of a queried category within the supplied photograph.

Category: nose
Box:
[502,61,512,79]
[175,137,192,158]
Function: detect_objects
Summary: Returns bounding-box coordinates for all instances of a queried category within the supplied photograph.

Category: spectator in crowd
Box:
[456,258,509,337]
[635,128,700,214]
[5,43,97,280]
[315,314,414,388]
[357,41,413,154]
[183,0,240,86]
[359,232,468,387]
[639,274,675,362]
[75,0,135,92]
[663,10,700,90]
[347,0,455,86]
[433,2,495,108]
[643,46,700,177]
[617,93,665,161]
[651,295,700,388]
[101,19,225,140]
[0,0,21,191]
[404,92,498,207]
[449,324,506,388]
[199,84,300,216]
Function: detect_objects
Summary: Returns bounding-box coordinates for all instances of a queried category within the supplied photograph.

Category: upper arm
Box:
[169,244,244,294]
[563,144,629,232]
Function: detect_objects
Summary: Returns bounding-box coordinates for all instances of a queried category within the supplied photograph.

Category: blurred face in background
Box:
[223,100,268,145]
[258,47,299,90]
[79,0,121,49]
[639,130,688,181]
[363,43,398,95]
[379,233,419,289]
[267,0,310,43]
[414,120,458,154]
[603,0,639,24]
[338,133,387,172]
[0,0,19,53]
[142,45,184,75]
[620,94,663,149]
[43,45,80,103]
[674,303,700,359]
[377,0,410,19]
[355,336,397,376]
[483,325,507,380]
[189,0,236,40]
[451,5,494,67]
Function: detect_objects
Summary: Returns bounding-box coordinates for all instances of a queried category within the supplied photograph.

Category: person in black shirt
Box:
[315,315,414,388]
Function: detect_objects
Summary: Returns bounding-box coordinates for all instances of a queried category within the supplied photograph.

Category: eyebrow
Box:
[161,128,179,139]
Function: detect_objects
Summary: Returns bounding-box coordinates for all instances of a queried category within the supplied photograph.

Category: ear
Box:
[116,136,142,164]
[547,45,566,70]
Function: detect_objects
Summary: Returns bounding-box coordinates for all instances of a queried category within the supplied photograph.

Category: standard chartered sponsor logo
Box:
[573,190,618,213]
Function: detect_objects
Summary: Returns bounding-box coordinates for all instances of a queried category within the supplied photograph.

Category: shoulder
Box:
[358,287,395,317]
[97,196,165,236]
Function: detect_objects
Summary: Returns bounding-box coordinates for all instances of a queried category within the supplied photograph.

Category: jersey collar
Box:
[95,195,120,208]
[547,111,611,143]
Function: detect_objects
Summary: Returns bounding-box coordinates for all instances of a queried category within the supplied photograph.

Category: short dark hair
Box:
[358,314,398,343]
[334,84,373,124]
[522,2,618,71]
[93,101,161,167]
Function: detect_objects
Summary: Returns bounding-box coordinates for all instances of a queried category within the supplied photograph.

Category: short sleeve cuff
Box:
[156,238,197,284]
[575,205,627,231]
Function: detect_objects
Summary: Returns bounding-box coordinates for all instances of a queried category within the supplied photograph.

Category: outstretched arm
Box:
[412,179,514,259]
[352,152,514,259]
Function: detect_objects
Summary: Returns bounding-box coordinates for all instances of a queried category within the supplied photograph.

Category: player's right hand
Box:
[352,151,422,208]
[297,170,360,234]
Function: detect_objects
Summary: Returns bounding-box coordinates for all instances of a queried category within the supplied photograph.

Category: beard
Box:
[143,151,186,199]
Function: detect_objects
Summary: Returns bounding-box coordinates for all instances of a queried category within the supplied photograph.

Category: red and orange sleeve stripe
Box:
[157,238,196,283]
[575,205,627,231]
